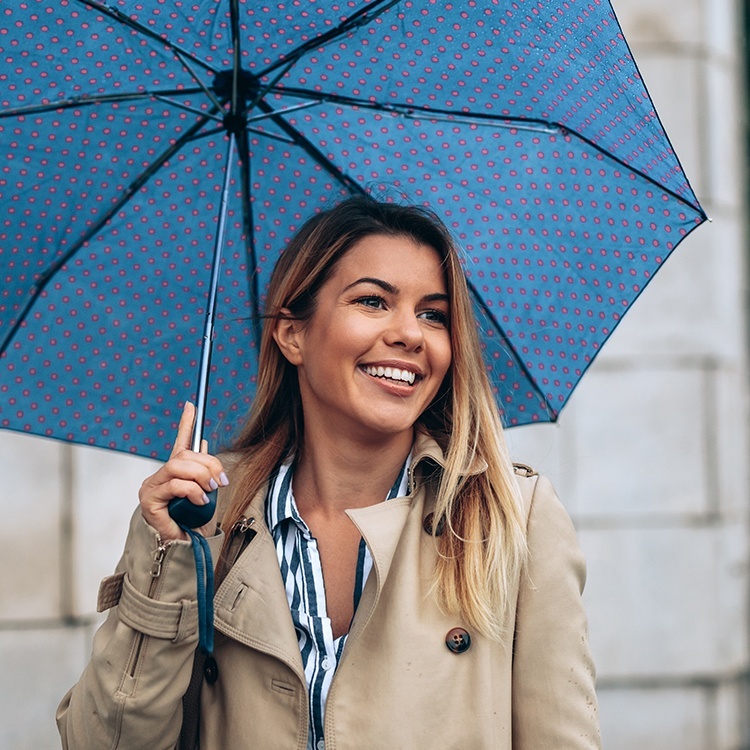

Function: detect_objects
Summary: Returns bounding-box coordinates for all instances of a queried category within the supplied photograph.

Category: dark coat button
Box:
[204,656,219,684]
[423,512,445,536]
[446,627,471,654]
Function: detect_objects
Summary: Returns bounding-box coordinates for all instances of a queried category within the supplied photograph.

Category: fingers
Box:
[170,401,196,459]
[154,454,228,495]
[139,401,229,541]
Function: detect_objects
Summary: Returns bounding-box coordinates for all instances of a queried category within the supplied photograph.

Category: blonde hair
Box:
[220,196,527,639]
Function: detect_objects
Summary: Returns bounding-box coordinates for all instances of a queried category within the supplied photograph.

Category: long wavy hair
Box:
[220,196,528,639]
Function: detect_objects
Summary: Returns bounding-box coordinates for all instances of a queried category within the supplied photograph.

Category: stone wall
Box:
[507,0,750,747]
[0,0,747,748]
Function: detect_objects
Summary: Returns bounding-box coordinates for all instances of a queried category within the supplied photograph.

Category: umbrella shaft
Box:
[192,134,237,452]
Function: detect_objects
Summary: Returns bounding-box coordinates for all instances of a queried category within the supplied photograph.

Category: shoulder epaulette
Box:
[512,462,538,478]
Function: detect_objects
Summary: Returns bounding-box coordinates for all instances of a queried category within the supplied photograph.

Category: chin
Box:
[359,415,419,439]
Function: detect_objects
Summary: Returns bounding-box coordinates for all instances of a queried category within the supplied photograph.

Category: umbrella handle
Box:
[167,491,217,528]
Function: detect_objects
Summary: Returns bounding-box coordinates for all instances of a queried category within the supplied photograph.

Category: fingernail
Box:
[209,478,219,491]
[219,472,230,487]
[202,493,210,505]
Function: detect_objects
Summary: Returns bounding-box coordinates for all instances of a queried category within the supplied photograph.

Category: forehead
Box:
[333,234,447,286]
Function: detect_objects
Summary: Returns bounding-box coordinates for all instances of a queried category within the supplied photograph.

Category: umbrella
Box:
[0,0,707,462]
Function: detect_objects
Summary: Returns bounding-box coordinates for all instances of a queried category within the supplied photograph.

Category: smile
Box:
[362,365,418,386]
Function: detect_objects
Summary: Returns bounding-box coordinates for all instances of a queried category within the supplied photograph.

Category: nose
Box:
[384,309,424,351]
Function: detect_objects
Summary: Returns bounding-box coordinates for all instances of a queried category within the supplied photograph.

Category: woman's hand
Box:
[138,402,229,541]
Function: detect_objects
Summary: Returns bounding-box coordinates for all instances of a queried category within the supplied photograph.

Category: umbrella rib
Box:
[185,125,227,142]
[72,0,220,74]
[247,100,322,124]
[245,127,297,145]
[0,88,207,119]
[230,0,242,119]
[153,95,224,123]
[256,100,366,195]
[0,114,217,355]
[465,279,556,421]
[185,124,296,146]
[171,50,224,111]
[269,86,707,216]
[272,87,571,131]
[554,123,708,219]
[237,128,263,348]
[257,0,402,79]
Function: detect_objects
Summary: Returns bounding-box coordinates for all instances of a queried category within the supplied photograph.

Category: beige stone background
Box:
[0,0,748,748]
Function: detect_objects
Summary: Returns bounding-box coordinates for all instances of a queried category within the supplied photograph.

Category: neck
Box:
[293,424,414,517]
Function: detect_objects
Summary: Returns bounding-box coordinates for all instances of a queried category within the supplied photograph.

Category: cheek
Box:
[434,335,453,378]
[336,316,382,352]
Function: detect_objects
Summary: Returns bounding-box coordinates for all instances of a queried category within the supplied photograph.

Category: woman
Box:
[57,197,600,748]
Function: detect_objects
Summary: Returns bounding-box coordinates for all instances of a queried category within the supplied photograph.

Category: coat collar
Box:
[410,428,488,480]
[213,431,487,680]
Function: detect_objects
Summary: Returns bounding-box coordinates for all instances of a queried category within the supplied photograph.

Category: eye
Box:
[418,308,449,326]
[354,295,386,309]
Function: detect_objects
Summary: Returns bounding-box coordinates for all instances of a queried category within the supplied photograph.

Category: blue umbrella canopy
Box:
[0,0,706,460]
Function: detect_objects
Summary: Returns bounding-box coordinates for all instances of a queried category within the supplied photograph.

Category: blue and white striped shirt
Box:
[266,455,412,750]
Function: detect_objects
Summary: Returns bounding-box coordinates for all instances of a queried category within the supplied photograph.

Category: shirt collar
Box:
[265,458,299,535]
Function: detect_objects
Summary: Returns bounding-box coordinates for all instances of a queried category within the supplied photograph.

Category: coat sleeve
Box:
[511,475,601,749]
[56,510,225,750]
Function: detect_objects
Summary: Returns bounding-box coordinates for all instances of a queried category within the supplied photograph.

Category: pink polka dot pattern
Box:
[0,0,706,458]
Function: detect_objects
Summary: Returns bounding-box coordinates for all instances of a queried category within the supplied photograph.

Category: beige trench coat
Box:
[57,433,600,749]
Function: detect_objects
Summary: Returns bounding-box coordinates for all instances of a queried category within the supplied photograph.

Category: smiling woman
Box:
[273,234,452,448]
[57,197,601,750]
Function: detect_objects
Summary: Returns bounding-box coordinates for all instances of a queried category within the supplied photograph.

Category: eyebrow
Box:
[343,277,449,304]
[344,277,398,294]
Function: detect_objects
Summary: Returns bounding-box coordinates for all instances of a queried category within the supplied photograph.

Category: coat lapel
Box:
[213,486,306,683]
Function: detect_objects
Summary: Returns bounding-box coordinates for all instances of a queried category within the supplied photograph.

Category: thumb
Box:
[170,401,196,458]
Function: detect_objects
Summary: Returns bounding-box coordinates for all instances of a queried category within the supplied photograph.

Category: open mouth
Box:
[362,365,418,386]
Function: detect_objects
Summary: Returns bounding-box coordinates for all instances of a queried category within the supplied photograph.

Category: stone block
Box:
[0,432,64,621]
[569,364,710,519]
[597,685,707,750]
[0,624,92,750]
[504,421,578,513]
[580,523,748,678]
[704,0,739,58]
[704,58,743,211]
[714,366,750,519]
[613,0,703,48]
[601,214,744,361]
[71,445,161,615]
[716,678,747,750]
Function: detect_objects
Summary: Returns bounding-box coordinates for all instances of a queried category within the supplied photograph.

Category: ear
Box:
[272,309,304,366]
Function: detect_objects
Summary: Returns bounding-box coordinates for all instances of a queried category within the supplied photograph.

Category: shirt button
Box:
[445,627,471,654]
[321,657,332,670]
[317,741,325,750]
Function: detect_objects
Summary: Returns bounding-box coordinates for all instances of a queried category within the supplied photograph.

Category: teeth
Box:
[364,365,416,385]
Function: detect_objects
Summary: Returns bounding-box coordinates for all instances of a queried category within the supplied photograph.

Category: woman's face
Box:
[276,233,452,443]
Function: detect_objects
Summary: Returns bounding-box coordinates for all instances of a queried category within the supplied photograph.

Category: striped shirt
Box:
[266,455,412,750]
